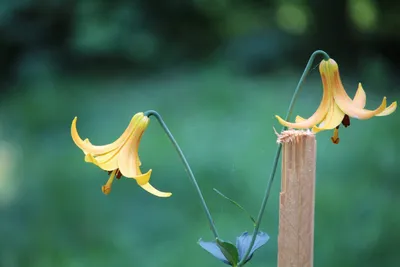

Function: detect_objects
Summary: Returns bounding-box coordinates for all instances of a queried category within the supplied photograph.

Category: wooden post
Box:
[277,130,316,267]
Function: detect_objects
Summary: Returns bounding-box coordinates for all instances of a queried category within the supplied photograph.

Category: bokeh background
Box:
[0,0,399,266]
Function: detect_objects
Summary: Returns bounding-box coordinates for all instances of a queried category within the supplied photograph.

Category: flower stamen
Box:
[331,126,340,144]
[102,169,117,195]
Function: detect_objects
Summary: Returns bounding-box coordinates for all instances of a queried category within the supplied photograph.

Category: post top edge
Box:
[276,129,315,144]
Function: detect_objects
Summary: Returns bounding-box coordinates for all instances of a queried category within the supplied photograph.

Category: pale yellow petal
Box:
[275,87,330,129]
[87,152,120,171]
[128,169,171,197]
[334,92,387,119]
[71,113,144,155]
[312,101,345,133]
[352,83,366,108]
[118,133,141,177]
[376,101,397,117]
[275,102,329,129]
[138,183,172,198]
[117,117,149,178]
[134,169,152,184]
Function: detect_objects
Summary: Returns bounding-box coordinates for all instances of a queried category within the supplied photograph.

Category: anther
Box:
[342,115,350,127]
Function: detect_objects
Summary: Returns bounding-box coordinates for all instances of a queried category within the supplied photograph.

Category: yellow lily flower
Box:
[71,112,172,197]
[276,58,397,144]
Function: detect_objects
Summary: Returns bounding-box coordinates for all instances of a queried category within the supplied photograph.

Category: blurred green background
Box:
[0,0,399,266]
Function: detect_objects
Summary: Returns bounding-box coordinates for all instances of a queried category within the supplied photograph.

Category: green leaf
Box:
[216,238,239,266]
[213,188,256,226]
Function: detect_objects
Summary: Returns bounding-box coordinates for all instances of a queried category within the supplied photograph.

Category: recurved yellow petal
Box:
[275,86,330,128]
[352,83,366,108]
[132,169,171,197]
[139,183,172,198]
[71,113,144,155]
[134,169,152,184]
[328,74,387,119]
[334,93,387,120]
[275,101,329,129]
[376,101,397,116]
[71,117,118,155]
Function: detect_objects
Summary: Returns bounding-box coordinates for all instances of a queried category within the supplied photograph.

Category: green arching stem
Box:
[237,50,330,266]
[144,110,219,239]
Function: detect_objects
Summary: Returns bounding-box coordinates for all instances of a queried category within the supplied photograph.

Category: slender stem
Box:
[144,110,219,239]
[237,50,330,266]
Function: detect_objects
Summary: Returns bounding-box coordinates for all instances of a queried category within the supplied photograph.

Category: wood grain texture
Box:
[277,130,316,267]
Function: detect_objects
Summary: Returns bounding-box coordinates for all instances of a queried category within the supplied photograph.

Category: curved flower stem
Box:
[237,50,330,266]
[144,110,219,239]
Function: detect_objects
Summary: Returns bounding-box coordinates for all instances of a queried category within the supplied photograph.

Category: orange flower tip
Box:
[331,137,340,144]
[102,185,111,195]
